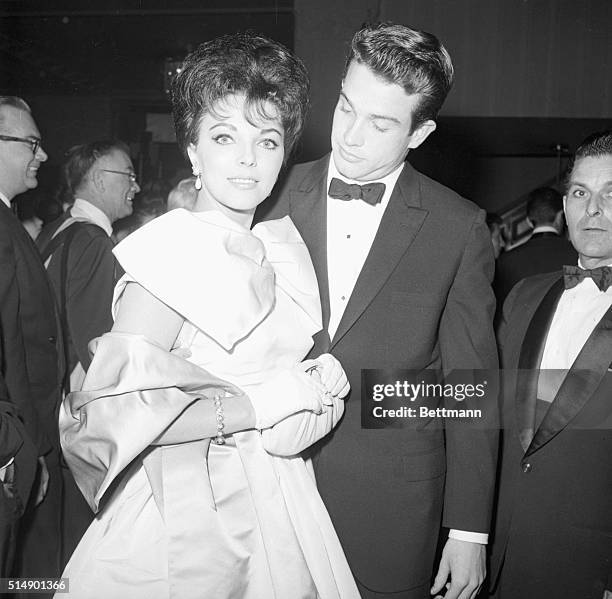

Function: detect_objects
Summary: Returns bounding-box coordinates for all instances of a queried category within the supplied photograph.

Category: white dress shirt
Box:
[0,191,11,209]
[325,158,487,545]
[541,263,612,372]
[326,159,403,338]
[531,225,559,236]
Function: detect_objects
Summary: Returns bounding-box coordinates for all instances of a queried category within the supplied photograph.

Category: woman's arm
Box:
[113,282,257,442]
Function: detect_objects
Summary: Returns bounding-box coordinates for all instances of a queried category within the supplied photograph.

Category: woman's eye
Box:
[572,188,586,198]
[372,122,388,133]
[259,138,279,150]
[213,134,233,145]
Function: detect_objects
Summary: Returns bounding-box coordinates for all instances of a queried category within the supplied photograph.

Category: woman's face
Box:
[187,94,285,227]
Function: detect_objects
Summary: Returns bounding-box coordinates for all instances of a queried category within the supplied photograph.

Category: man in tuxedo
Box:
[0,96,62,579]
[495,186,577,303]
[489,130,612,598]
[37,140,140,565]
[258,23,498,599]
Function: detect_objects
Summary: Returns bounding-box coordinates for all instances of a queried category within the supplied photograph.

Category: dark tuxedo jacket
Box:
[494,231,577,304]
[257,156,499,593]
[490,272,612,598]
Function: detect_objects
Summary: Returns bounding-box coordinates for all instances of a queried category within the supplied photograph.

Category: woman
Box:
[58,33,360,599]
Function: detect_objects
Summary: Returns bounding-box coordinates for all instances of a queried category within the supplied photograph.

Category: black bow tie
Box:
[328,177,385,206]
[563,264,612,292]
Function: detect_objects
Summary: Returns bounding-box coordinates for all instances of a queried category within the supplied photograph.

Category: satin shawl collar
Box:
[525,296,612,457]
[252,216,322,335]
[114,209,275,351]
[515,277,564,451]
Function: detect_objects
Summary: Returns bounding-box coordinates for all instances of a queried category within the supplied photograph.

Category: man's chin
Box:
[334,160,368,181]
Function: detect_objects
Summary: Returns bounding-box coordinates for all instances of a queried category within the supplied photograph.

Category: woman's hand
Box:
[303,353,350,401]
[248,367,327,430]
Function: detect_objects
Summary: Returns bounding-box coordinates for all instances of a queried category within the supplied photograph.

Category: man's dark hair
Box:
[59,140,130,202]
[526,187,562,226]
[565,130,612,191]
[343,22,454,130]
[172,32,310,160]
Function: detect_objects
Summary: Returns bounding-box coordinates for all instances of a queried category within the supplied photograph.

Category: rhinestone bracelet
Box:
[213,395,225,445]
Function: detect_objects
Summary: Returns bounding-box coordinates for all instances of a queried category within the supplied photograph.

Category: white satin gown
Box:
[58,209,359,599]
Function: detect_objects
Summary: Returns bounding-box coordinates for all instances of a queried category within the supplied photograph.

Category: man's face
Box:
[330,61,435,182]
[96,149,140,222]
[564,154,612,269]
[0,105,47,200]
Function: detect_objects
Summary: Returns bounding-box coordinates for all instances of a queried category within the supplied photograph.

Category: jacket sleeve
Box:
[438,209,500,534]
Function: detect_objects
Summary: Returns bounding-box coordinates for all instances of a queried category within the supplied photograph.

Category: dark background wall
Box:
[1,0,611,214]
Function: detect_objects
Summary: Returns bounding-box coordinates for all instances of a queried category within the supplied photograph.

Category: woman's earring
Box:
[192,166,202,191]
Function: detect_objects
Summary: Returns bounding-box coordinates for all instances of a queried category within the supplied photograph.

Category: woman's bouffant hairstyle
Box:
[344,23,454,130]
[171,32,310,160]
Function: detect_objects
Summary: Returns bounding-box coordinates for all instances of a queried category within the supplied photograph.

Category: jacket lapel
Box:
[525,298,612,456]
[287,156,332,352]
[331,162,428,348]
[515,277,564,451]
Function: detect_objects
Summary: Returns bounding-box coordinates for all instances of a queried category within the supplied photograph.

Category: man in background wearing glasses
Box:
[0,96,61,581]
[37,140,140,568]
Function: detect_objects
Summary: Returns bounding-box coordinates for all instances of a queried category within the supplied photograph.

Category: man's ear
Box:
[91,168,105,193]
[407,119,437,150]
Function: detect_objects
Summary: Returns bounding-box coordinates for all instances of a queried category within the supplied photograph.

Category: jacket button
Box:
[522,462,532,473]
[48,336,56,344]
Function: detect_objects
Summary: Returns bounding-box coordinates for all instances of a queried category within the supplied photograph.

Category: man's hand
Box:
[431,538,485,599]
[34,456,49,506]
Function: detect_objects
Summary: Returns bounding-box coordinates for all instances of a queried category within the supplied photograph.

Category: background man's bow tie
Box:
[563,264,612,292]
[328,177,385,206]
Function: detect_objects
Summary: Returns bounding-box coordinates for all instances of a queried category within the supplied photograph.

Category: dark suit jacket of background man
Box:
[494,231,577,304]
[37,210,117,566]
[490,272,612,598]
[257,155,499,594]
[37,211,117,375]
[0,201,62,578]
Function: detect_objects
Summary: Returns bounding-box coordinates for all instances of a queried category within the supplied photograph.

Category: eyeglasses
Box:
[0,135,42,155]
[100,169,138,183]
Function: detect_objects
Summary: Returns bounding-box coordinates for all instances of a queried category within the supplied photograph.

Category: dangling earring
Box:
[192,165,202,191]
